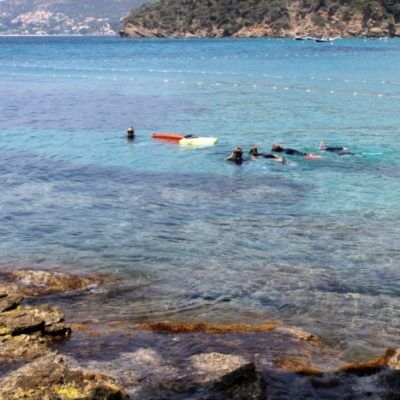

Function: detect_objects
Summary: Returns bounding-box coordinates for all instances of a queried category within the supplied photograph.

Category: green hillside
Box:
[123,0,400,37]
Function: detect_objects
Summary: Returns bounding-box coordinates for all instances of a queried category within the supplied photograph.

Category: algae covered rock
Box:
[0,352,129,400]
[0,304,69,338]
[0,300,71,363]
[0,294,23,313]
[0,306,45,336]
[0,333,50,362]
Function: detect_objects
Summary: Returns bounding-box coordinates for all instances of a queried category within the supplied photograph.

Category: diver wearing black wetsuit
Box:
[226,147,244,165]
[127,125,135,140]
[249,147,260,158]
[249,146,285,161]
[320,142,353,155]
[272,144,307,156]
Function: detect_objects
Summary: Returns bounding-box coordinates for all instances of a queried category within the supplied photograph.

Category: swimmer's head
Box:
[272,144,283,152]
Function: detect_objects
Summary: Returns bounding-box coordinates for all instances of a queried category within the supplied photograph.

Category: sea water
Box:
[0,36,399,360]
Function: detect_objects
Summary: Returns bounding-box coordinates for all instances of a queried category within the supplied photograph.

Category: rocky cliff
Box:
[121,0,400,38]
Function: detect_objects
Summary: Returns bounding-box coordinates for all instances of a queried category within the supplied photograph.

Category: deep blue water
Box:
[0,36,399,359]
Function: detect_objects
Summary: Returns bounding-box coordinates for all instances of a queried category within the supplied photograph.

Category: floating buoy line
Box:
[0,62,399,87]
[0,70,398,100]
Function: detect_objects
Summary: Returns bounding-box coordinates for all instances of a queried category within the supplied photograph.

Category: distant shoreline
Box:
[0,33,398,39]
[0,33,116,37]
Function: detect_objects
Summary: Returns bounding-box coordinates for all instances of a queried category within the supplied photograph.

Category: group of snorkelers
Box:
[226,142,353,165]
[126,125,353,164]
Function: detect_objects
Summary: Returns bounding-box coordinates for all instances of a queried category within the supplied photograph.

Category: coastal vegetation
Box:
[122,0,400,37]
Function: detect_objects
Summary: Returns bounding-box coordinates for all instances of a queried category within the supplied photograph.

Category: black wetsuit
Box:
[274,147,307,156]
[127,128,135,139]
[249,148,259,157]
[323,146,354,155]
[263,154,280,159]
[249,148,279,159]
[228,150,244,165]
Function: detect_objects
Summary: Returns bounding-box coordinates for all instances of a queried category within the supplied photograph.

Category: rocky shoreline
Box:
[120,24,399,39]
[1,268,400,399]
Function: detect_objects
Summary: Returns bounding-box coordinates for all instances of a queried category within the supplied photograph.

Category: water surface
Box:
[1,36,399,360]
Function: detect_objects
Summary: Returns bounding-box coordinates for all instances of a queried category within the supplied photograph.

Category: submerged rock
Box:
[0,352,129,400]
[5,269,105,297]
[274,357,324,377]
[160,352,266,399]
[338,348,398,376]
[195,353,266,400]
[274,326,322,346]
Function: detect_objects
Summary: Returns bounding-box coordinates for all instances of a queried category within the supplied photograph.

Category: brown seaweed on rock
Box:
[136,321,279,334]
[338,348,399,376]
[274,357,324,376]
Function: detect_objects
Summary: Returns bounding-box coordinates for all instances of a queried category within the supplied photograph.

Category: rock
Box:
[380,369,400,394]
[0,283,20,298]
[190,353,266,400]
[0,352,129,400]
[368,27,385,37]
[0,307,45,336]
[0,294,23,313]
[0,333,50,362]
[274,326,321,346]
[35,303,65,327]
[8,269,103,296]
[121,23,168,38]
[191,353,250,381]
[274,357,324,377]
[44,322,72,337]
[159,353,266,399]
[386,348,400,369]
[214,362,266,400]
[0,304,70,338]
[310,376,340,389]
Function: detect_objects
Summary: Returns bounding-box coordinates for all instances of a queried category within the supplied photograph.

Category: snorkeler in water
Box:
[226,147,244,165]
[319,141,354,155]
[272,144,321,160]
[127,125,135,139]
[249,145,286,163]
[272,144,308,156]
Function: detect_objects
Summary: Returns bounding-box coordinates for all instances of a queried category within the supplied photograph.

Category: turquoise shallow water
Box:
[0,36,399,360]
